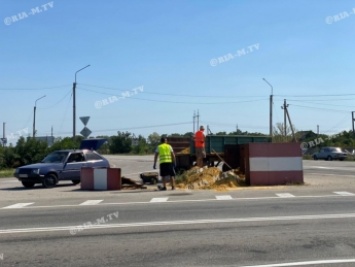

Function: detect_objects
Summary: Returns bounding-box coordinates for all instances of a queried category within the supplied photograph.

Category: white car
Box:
[313,147,347,161]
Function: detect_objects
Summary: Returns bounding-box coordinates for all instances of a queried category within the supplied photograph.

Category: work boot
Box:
[159,186,167,191]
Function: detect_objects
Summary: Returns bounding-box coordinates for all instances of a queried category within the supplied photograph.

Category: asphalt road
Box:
[0,157,355,267]
[304,159,355,176]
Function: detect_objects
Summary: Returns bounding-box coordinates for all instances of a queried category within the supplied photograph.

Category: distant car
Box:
[312,147,347,161]
[14,139,110,188]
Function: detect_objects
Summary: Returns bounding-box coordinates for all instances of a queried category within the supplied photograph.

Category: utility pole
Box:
[280,100,296,142]
[262,78,273,139]
[285,106,296,141]
[197,110,200,129]
[193,110,201,132]
[193,111,196,133]
[352,112,355,134]
[281,99,289,140]
[33,95,46,138]
[73,65,90,139]
[2,122,5,147]
[317,125,319,136]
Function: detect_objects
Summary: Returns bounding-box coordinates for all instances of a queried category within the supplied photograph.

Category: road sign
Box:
[80,116,90,126]
[80,127,92,138]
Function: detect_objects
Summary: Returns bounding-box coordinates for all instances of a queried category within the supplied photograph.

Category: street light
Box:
[33,95,46,138]
[73,64,90,139]
[262,78,273,139]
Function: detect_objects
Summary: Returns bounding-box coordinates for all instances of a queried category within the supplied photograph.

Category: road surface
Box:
[0,157,354,266]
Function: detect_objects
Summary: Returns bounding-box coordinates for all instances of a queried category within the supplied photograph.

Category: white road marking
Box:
[79,200,103,205]
[305,172,354,177]
[276,193,295,198]
[1,193,354,210]
[238,258,355,266]
[3,203,34,209]
[1,213,355,235]
[150,197,168,203]
[334,191,354,196]
[216,195,233,200]
[305,166,355,171]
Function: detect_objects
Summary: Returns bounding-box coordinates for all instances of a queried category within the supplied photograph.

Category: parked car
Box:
[312,147,347,161]
[14,139,110,188]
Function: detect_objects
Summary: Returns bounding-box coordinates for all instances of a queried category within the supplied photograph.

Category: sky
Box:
[1,0,355,144]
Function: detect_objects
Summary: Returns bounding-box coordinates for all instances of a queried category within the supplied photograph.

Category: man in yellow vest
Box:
[153,137,176,190]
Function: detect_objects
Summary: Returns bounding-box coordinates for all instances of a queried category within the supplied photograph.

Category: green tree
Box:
[109,132,132,153]
[273,122,297,142]
[2,146,20,168]
[147,132,161,151]
[14,137,48,166]
[183,132,194,137]
[96,135,110,155]
[132,135,150,154]
[48,136,83,152]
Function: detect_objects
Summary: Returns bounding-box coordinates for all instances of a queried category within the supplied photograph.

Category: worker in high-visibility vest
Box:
[153,137,176,190]
[194,125,206,167]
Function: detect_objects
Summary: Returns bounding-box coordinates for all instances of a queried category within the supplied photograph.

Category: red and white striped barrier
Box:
[245,143,303,186]
[80,167,122,190]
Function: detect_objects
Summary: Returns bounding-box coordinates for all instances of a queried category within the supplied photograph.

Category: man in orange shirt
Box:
[194,125,206,167]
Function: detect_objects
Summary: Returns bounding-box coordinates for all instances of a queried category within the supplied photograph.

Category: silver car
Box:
[313,147,347,161]
[14,139,110,188]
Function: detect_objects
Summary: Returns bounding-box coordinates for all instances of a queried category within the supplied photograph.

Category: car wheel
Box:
[22,181,35,188]
[327,156,333,161]
[72,180,80,185]
[313,155,318,160]
[42,173,58,188]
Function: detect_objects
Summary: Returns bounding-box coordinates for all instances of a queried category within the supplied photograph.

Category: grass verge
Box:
[0,169,14,178]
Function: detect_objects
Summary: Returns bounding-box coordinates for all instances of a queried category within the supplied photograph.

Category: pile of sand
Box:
[176,166,245,191]
[177,147,190,154]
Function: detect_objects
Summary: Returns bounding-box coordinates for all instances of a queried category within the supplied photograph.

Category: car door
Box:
[318,148,326,159]
[62,152,87,180]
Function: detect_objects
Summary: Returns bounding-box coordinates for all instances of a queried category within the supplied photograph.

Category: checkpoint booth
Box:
[80,167,122,190]
[225,143,303,186]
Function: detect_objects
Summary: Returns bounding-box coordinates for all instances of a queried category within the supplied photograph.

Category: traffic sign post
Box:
[79,116,91,138]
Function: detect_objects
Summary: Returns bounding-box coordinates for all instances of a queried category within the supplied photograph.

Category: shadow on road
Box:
[0,182,77,191]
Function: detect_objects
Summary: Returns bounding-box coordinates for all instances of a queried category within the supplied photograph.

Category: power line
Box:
[39,89,72,109]
[286,98,355,102]
[79,87,268,104]
[0,85,70,91]
[50,121,193,136]
[80,83,267,98]
[276,93,355,97]
[290,103,349,113]
[288,100,355,108]
[322,114,350,134]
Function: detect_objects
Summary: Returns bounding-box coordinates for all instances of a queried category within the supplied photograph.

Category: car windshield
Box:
[41,151,69,163]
